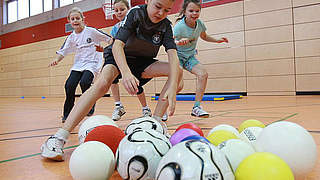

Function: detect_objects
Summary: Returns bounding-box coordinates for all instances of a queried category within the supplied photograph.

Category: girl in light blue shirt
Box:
[174,0,228,117]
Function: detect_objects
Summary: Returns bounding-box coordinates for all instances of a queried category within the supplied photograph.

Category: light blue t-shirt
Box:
[110,22,121,37]
[173,18,207,58]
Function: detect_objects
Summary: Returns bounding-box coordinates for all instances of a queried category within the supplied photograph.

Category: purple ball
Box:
[170,128,200,146]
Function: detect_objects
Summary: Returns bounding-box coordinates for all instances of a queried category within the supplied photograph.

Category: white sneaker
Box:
[142,107,152,117]
[112,105,126,121]
[191,106,209,118]
[40,136,65,161]
[162,112,168,121]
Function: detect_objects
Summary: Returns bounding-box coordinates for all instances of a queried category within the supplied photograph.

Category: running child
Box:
[49,7,112,123]
[174,0,228,117]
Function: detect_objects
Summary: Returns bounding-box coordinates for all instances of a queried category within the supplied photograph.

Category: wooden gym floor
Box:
[0,96,319,180]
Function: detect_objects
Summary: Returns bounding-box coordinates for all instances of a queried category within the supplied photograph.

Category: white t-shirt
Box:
[57,26,111,76]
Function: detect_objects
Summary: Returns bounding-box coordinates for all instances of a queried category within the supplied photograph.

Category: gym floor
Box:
[0,96,319,179]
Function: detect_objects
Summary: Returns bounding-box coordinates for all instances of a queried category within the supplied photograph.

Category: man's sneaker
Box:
[162,112,168,122]
[112,105,126,121]
[142,107,152,117]
[40,136,65,161]
[191,106,209,118]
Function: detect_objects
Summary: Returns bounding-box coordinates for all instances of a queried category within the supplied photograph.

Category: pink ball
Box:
[170,128,200,146]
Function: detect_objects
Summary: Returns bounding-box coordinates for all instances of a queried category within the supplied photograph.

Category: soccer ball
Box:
[78,115,118,144]
[125,116,164,135]
[116,129,172,180]
[156,139,235,180]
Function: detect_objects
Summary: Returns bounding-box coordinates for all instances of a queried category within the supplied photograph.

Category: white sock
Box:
[142,106,149,110]
[55,128,70,141]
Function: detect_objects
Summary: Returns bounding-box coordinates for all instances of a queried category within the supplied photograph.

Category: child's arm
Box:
[112,39,139,95]
[200,31,228,43]
[48,54,64,67]
[165,49,180,115]
[175,38,191,46]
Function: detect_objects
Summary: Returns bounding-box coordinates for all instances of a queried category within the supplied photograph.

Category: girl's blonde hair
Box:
[114,0,130,9]
[67,7,84,21]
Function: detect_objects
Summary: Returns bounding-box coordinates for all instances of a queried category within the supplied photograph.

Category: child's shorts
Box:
[179,55,199,72]
[103,54,156,90]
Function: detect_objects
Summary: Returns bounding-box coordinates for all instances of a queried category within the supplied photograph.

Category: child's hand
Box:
[175,38,191,46]
[162,86,177,116]
[122,73,140,95]
[217,37,228,43]
[95,45,104,52]
[48,59,59,67]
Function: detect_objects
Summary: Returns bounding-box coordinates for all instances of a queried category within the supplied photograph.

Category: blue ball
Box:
[181,135,210,143]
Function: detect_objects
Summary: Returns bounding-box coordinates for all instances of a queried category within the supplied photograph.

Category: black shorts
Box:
[103,54,156,87]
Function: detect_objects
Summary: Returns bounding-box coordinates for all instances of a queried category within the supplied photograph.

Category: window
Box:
[44,0,53,12]
[4,0,83,24]
[30,0,43,16]
[18,0,29,20]
[8,1,18,23]
[60,0,73,7]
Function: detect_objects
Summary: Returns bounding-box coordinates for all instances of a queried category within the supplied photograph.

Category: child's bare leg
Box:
[137,92,147,107]
[111,84,121,102]
[191,64,208,103]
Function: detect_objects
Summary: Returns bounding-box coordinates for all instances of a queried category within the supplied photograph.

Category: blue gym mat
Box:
[151,94,242,101]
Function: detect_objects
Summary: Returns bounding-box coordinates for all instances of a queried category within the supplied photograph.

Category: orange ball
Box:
[84,125,125,155]
[175,122,204,136]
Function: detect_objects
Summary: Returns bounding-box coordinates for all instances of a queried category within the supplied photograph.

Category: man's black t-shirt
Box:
[105,4,176,58]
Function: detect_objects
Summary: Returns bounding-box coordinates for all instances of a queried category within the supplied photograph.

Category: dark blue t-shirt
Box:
[105,4,176,58]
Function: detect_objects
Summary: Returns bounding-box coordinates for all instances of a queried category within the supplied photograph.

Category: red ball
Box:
[84,125,125,155]
[175,122,204,136]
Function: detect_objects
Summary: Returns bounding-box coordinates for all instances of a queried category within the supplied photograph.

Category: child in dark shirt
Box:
[40,0,183,161]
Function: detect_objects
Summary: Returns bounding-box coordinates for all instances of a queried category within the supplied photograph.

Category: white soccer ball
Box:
[218,139,256,173]
[78,115,118,144]
[156,139,235,180]
[239,126,263,150]
[116,129,171,180]
[125,116,164,135]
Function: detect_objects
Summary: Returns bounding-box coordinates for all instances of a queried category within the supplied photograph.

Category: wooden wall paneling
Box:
[295,39,320,57]
[293,4,320,24]
[244,9,292,30]
[245,25,293,45]
[246,58,295,76]
[246,42,294,61]
[295,57,320,74]
[296,74,320,91]
[244,0,292,15]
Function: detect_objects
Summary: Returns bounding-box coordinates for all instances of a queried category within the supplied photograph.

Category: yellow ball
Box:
[238,119,265,133]
[207,130,238,146]
[235,152,294,180]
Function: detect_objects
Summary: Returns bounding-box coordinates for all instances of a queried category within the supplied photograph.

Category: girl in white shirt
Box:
[49,7,112,123]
